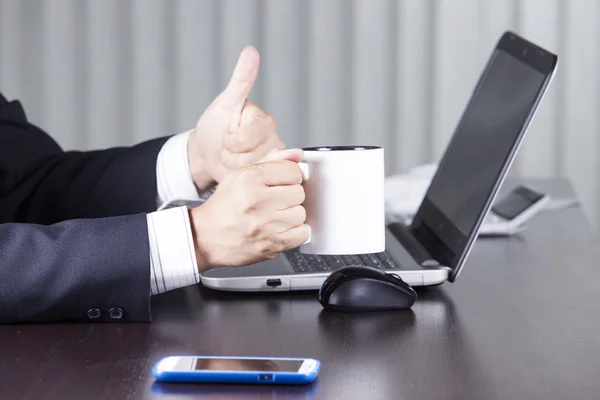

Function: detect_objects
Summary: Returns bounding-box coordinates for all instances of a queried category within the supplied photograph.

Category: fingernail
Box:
[282,148,303,156]
[304,224,312,244]
[262,148,304,162]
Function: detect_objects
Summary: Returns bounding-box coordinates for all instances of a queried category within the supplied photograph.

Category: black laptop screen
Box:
[428,50,545,236]
[411,32,556,278]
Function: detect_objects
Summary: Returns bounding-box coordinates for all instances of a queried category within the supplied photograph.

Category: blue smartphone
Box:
[152,355,321,385]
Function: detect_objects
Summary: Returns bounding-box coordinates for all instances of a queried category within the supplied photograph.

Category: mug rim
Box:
[302,145,381,151]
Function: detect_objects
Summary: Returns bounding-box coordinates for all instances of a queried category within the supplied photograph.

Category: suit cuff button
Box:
[87,308,101,319]
[108,307,124,320]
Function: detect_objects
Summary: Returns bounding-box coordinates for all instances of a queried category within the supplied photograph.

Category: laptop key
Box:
[376,252,399,270]
[359,254,384,269]
[302,254,330,272]
[340,255,363,266]
[284,250,311,273]
[322,255,346,270]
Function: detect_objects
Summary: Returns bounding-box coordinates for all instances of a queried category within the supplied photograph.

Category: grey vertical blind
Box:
[1,0,599,229]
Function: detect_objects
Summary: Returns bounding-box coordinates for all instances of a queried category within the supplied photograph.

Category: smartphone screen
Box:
[171,357,305,373]
[492,187,544,220]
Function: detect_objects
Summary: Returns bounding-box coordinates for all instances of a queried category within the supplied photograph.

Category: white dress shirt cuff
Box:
[156,130,202,205]
[147,206,199,295]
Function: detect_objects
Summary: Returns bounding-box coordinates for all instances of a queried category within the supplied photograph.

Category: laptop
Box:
[199,31,558,292]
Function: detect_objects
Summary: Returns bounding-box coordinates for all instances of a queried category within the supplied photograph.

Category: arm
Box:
[0,93,168,224]
[0,93,202,322]
[0,85,303,322]
[0,214,151,323]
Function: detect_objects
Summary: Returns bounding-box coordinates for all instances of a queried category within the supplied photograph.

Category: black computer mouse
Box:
[318,266,417,312]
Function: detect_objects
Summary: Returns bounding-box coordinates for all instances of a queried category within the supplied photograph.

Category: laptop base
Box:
[199,254,450,292]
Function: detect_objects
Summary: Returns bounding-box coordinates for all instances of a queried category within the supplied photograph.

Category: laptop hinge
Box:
[410,219,456,268]
[387,222,441,267]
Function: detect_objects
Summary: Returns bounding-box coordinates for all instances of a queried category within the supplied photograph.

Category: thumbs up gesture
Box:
[188,46,302,191]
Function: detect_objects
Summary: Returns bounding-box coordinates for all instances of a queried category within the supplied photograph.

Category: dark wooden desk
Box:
[2,179,600,400]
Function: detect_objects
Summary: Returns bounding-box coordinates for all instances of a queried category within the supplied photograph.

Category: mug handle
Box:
[298,161,312,245]
[298,161,310,181]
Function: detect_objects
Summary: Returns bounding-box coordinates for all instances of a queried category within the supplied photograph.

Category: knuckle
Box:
[289,164,303,183]
[223,151,251,171]
[297,206,307,224]
[257,237,278,255]
[253,163,268,180]
[246,196,262,211]
[282,237,298,252]
[245,218,264,239]
[235,174,264,209]
[297,185,306,204]
[239,166,261,182]
[263,252,278,261]
[264,114,277,128]
[247,109,262,124]
[281,185,305,207]
[258,162,280,182]
[232,156,251,170]
[289,226,309,248]
[246,101,262,115]
[227,134,250,152]
[243,99,256,110]
[242,191,263,211]
[220,150,235,168]
[238,152,260,168]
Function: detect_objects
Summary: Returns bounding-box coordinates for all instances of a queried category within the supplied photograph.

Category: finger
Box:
[274,205,306,228]
[239,133,284,162]
[265,205,307,235]
[221,134,281,170]
[240,135,283,165]
[218,46,260,110]
[268,184,305,210]
[260,148,304,163]
[224,112,275,153]
[239,100,267,126]
[275,224,311,251]
[255,160,303,186]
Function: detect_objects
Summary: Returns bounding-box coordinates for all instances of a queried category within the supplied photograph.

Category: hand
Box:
[188,46,296,191]
[188,158,309,272]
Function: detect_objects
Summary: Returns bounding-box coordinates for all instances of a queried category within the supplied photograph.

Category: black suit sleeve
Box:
[0,93,169,223]
[0,93,170,323]
[0,215,152,323]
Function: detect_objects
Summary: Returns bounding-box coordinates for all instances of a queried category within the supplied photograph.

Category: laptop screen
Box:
[411,32,557,280]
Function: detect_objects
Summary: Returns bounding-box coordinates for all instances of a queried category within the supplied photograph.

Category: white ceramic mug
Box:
[297,146,385,255]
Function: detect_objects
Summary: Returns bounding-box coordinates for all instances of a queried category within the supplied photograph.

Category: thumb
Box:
[260,148,304,163]
[219,46,260,110]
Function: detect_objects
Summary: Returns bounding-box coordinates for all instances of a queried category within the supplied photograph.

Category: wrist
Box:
[187,130,216,193]
[188,207,211,274]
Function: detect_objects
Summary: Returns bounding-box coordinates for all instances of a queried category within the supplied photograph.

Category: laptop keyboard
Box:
[283,248,400,273]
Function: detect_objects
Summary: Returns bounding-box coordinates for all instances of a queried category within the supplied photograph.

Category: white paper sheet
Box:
[384,163,579,233]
